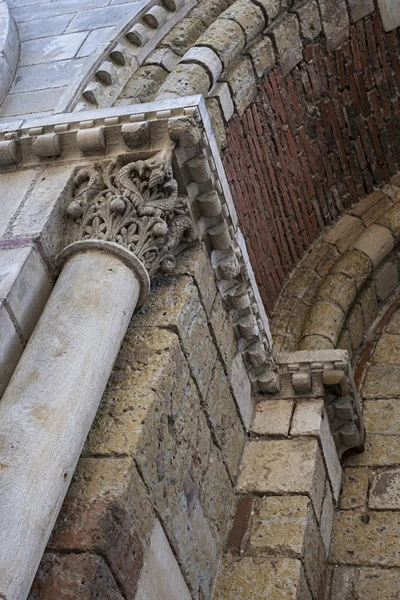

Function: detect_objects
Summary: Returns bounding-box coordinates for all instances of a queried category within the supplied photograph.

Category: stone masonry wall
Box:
[28,244,252,600]
[223,11,400,314]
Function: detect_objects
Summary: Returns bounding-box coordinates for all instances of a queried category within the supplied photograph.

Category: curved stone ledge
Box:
[0,0,19,106]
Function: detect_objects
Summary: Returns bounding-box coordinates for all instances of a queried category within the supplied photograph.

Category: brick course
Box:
[223,13,400,314]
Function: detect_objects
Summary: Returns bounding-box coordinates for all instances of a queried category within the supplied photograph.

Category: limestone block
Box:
[330,566,356,600]
[161,18,207,56]
[272,12,302,76]
[156,62,211,98]
[295,0,322,40]
[347,0,374,22]
[145,48,181,72]
[332,249,372,291]
[352,191,392,227]
[220,0,266,43]
[369,469,400,509]
[339,467,369,509]
[353,224,395,269]
[386,309,400,333]
[174,245,217,317]
[0,246,52,341]
[209,294,237,366]
[330,509,400,566]
[196,19,245,68]
[204,360,245,478]
[302,241,341,279]
[358,281,378,332]
[377,202,400,238]
[134,521,192,600]
[346,434,400,467]
[205,97,227,149]
[0,300,23,397]
[182,45,222,85]
[302,300,345,345]
[120,66,168,102]
[253,0,281,20]
[302,497,328,597]
[357,568,400,599]
[221,58,257,116]
[363,399,400,434]
[237,438,326,515]
[363,364,400,398]
[299,334,335,350]
[377,0,400,32]
[325,214,365,254]
[246,35,276,77]
[373,333,400,364]
[372,257,398,302]
[318,0,350,50]
[318,272,357,313]
[320,481,334,553]
[347,302,364,352]
[251,398,294,436]
[209,81,235,121]
[229,352,254,429]
[29,553,125,600]
[133,276,217,397]
[287,268,322,306]
[0,168,38,238]
[190,0,232,27]
[213,556,307,600]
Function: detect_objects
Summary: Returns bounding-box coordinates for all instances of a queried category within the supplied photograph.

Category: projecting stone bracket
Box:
[277,349,365,460]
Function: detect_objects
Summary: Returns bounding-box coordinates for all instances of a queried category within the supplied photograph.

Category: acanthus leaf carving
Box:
[66,152,198,277]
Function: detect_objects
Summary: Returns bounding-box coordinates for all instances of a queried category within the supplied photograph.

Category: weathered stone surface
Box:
[133,276,217,398]
[221,58,257,116]
[145,48,181,72]
[347,0,374,22]
[358,281,378,332]
[220,0,265,43]
[330,566,356,600]
[333,249,372,291]
[285,299,310,348]
[290,399,324,437]
[363,399,400,434]
[249,495,309,554]
[246,35,275,78]
[356,567,400,598]
[212,556,305,600]
[302,300,345,345]
[296,0,322,40]
[237,438,326,515]
[363,364,400,397]
[160,18,207,56]
[204,360,244,478]
[251,398,294,436]
[190,0,232,27]
[320,481,334,553]
[346,434,400,467]
[302,240,341,279]
[377,0,400,32]
[287,268,322,306]
[325,214,365,253]
[119,65,168,102]
[157,62,211,99]
[0,301,24,397]
[373,257,398,302]
[337,328,353,359]
[347,303,364,352]
[318,272,356,313]
[299,334,335,350]
[358,195,392,228]
[330,510,400,566]
[196,19,245,68]
[229,352,254,429]
[205,97,227,149]
[369,469,400,509]
[302,497,328,598]
[253,0,280,20]
[377,202,400,238]
[29,553,124,600]
[353,224,395,270]
[373,333,400,364]
[385,308,400,334]
[319,0,350,50]
[272,12,302,76]
[339,468,369,510]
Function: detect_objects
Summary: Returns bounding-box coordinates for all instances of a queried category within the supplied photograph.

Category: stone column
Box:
[0,154,197,600]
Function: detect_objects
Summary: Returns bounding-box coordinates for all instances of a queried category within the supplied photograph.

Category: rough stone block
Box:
[373,333,400,364]
[358,281,378,332]
[339,467,369,510]
[372,257,398,302]
[272,12,302,76]
[333,249,372,291]
[295,0,322,40]
[205,97,227,149]
[299,334,335,350]
[377,0,400,32]
[357,567,400,598]
[0,168,38,238]
[330,509,400,566]
[229,352,254,429]
[251,398,293,436]
[348,0,374,22]
[246,35,275,78]
[221,58,257,116]
[352,192,392,227]
[330,566,356,600]
[364,398,400,434]
[160,18,207,56]
[133,276,217,398]
[220,0,265,43]
[347,302,364,352]
[346,434,400,467]
[325,214,365,254]
[237,438,326,515]
[204,360,245,478]
[369,468,400,509]
[156,62,211,98]
[209,81,235,121]
[212,556,307,600]
[175,244,217,317]
[209,294,237,366]
[145,48,181,72]
[363,364,400,398]
[253,0,281,20]
[190,0,232,27]
[120,66,168,102]
[353,224,395,270]
[0,245,52,341]
[319,0,350,50]
[320,481,335,553]
[29,553,125,600]
[302,240,341,279]
[302,300,345,345]
[318,272,357,313]
[196,19,245,68]
[0,299,24,397]
[287,268,322,306]
[377,203,400,238]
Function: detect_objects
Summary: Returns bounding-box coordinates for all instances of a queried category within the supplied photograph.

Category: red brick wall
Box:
[223,12,400,315]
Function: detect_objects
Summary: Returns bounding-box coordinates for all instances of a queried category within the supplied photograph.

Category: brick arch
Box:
[271,178,400,362]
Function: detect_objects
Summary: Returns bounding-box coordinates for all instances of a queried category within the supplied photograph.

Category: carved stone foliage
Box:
[67,153,198,277]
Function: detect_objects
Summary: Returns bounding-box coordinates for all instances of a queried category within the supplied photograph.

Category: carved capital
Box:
[66,152,198,279]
